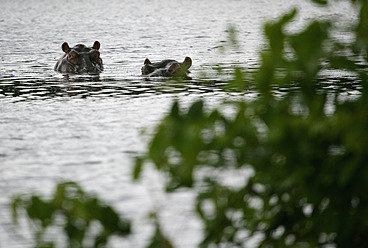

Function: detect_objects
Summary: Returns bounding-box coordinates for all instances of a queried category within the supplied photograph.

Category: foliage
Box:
[145,213,174,248]
[11,182,131,248]
[134,1,368,247]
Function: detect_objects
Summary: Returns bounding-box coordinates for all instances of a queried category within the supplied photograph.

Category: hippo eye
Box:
[89,51,100,64]
[67,51,79,64]
[92,50,100,58]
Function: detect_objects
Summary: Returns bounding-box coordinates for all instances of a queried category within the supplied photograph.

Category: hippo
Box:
[54,41,103,73]
[141,57,192,77]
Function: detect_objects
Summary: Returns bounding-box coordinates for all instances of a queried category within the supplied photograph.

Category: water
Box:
[0,0,357,247]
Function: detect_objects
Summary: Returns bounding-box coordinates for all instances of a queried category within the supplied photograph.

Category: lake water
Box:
[0,0,357,247]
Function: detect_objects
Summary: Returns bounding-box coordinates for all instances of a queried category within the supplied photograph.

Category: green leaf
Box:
[10,196,22,225]
[27,196,53,228]
[146,223,174,248]
[311,0,328,5]
[187,100,204,121]
[133,156,144,180]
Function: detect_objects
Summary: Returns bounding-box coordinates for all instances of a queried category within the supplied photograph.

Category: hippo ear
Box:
[182,57,192,69]
[144,58,151,65]
[169,63,180,73]
[92,41,101,50]
[62,42,71,53]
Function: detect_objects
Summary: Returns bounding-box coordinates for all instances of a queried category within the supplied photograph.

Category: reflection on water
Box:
[0,74,229,100]
[0,72,362,102]
[0,0,359,247]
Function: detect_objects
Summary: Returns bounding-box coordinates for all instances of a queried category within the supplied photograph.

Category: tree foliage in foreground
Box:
[134,1,368,247]
[11,182,131,248]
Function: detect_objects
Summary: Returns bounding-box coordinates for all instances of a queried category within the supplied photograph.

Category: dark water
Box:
[0,0,357,247]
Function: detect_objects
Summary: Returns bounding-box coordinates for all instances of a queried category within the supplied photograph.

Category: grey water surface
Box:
[0,0,357,247]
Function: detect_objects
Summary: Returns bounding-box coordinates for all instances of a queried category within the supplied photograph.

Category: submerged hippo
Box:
[54,41,103,73]
[141,57,192,77]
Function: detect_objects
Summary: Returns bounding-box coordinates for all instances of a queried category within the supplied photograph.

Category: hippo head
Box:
[54,41,103,73]
[141,57,192,77]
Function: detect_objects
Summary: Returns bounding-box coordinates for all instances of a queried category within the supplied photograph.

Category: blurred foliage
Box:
[134,0,368,247]
[145,212,174,248]
[11,182,131,248]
